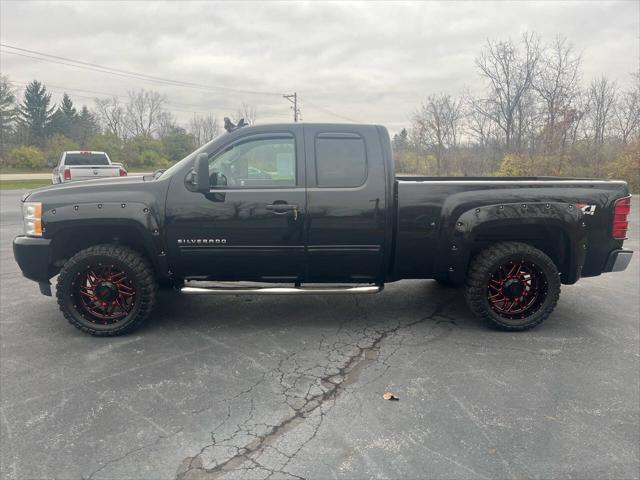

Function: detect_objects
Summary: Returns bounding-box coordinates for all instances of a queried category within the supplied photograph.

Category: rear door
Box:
[303,125,388,283]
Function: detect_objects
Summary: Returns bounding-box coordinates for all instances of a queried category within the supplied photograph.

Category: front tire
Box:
[56,244,157,336]
[465,242,560,331]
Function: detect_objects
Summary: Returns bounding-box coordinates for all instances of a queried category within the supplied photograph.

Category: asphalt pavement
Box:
[1,189,638,480]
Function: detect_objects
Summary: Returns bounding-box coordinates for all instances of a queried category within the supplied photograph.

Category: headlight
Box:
[22,202,42,236]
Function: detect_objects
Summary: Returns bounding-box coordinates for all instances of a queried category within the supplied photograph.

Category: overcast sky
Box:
[1,0,638,131]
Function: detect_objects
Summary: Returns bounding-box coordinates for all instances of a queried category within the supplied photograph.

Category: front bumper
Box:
[13,236,55,291]
[604,249,633,273]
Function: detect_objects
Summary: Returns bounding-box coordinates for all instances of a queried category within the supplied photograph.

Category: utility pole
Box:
[283,92,301,122]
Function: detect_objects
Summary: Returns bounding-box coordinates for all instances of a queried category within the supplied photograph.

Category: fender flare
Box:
[43,201,171,280]
[434,202,587,284]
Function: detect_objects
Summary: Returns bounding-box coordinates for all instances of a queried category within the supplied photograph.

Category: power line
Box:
[0,43,283,97]
[2,50,192,89]
[302,99,361,123]
[2,43,365,124]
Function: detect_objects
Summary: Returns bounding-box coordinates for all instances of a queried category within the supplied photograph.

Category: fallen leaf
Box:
[383,392,399,401]
[488,447,497,455]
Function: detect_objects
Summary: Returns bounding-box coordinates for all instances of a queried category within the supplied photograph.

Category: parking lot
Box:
[1,189,638,480]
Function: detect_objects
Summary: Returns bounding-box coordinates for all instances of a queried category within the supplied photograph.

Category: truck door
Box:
[303,125,388,283]
[164,128,307,282]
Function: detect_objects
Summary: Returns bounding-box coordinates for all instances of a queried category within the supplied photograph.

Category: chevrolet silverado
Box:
[13,123,633,335]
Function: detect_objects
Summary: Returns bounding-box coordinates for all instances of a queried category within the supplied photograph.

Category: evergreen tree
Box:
[49,110,67,137]
[60,93,77,118]
[392,128,409,152]
[19,80,55,146]
[0,76,18,156]
[75,106,99,146]
[50,93,79,139]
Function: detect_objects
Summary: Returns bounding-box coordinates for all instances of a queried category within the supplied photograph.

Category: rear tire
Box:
[56,244,157,336]
[465,242,560,331]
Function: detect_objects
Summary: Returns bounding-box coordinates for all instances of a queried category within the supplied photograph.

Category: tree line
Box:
[0,78,253,170]
[393,33,639,190]
[0,31,638,188]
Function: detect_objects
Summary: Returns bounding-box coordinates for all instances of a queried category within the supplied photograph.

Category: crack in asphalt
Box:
[86,427,184,480]
[175,295,456,480]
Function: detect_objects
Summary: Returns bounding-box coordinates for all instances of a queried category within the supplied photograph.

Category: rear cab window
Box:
[315,133,367,187]
[63,153,110,166]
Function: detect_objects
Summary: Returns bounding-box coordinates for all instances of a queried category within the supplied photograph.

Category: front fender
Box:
[435,202,587,284]
[42,201,170,279]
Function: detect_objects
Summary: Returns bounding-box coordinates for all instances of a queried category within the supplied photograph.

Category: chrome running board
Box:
[181,284,382,295]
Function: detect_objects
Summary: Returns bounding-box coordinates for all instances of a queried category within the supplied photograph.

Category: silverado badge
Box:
[177,238,227,245]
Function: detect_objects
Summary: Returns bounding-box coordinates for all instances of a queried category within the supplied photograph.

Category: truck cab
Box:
[164,123,392,284]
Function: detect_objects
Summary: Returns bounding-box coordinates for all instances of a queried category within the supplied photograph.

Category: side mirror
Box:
[194,153,209,193]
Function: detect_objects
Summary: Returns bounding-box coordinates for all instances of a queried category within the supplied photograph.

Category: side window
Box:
[209,136,296,188]
[315,135,367,187]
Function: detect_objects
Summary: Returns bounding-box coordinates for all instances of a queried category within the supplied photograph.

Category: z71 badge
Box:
[576,203,597,215]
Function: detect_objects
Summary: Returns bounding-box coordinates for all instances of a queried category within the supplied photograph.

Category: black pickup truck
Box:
[13,123,633,336]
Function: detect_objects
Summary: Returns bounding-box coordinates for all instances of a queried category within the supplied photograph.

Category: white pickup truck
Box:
[52,151,127,184]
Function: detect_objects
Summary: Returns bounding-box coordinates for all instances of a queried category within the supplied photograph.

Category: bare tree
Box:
[534,36,581,151]
[614,83,639,144]
[157,111,178,138]
[566,91,588,145]
[412,94,463,174]
[125,89,166,137]
[515,89,543,156]
[586,77,617,144]
[236,103,257,125]
[534,37,581,127]
[94,96,126,138]
[465,95,498,149]
[188,113,219,146]
[475,32,541,150]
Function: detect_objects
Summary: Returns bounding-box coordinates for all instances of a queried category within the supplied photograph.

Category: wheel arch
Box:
[47,218,170,282]
[436,202,587,285]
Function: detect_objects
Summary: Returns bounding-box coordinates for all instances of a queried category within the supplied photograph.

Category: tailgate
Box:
[69,166,120,180]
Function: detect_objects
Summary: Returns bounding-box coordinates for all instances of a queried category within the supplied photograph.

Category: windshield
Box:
[64,153,110,166]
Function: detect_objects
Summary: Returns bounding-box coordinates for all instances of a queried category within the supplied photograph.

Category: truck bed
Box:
[391,176,629,283]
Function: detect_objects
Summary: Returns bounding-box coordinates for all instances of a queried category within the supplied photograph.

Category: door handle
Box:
[266,204,299,220]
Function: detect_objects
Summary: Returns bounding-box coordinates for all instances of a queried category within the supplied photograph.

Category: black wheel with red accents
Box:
[57,244,157,336]
[465,242,560,331]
